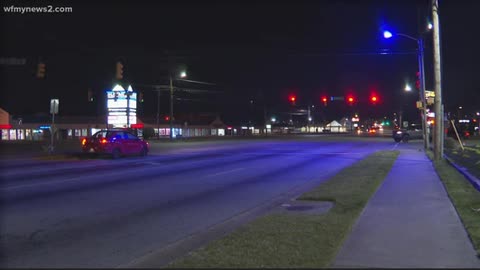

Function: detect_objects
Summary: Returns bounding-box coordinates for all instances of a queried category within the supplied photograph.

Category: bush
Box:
[444,137,461,150]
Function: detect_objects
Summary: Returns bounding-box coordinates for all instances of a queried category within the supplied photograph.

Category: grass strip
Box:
[427,151,480,256]
[168,150,400,268]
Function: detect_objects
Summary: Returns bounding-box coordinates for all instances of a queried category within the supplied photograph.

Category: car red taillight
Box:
[81,138,87,146]
[101,138,108,144]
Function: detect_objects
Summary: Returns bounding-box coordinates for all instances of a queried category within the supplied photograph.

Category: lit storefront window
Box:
[9,129,17,140]
[17,129,24,140]
[1,129,8,140]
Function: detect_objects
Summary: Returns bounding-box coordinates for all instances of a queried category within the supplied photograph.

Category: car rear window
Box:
[125,133,137,140]
[93,131,108,138]
[93,131,123,139]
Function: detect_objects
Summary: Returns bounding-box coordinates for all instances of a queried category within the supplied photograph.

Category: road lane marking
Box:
[1,168,138,191]
[206,168,244,177]
[392,143,399,150]
[1,177,85,191]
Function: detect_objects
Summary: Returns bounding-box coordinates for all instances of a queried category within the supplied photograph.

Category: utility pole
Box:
[155,86,161,139]
[263,103,267,136]
[169,75,174,140]
[432,0,443,160]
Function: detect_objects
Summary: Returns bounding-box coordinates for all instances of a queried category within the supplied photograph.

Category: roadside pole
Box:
[432,0,443,160]
[418,38,429,150]
[50,99,59,154]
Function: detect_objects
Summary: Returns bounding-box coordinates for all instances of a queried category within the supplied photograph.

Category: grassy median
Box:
[428,151,480,257]
[445,142,480,179]
[168,150,400,268]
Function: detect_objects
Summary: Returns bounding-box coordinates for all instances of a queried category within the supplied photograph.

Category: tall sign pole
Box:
[432,0,443,160]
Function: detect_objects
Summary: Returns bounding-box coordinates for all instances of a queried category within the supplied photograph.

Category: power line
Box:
[132,84,222,94]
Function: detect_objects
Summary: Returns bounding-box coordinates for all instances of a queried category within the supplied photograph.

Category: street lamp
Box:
[169,70,187,140]
[404,84,412,92]
[383,29,430,150]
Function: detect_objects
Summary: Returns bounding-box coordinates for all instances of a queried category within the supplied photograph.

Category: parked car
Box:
[392,125,423,143]
[446,126,471,140]
[81,129,149,159]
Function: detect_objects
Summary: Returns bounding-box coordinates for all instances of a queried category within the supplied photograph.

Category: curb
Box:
[444,155,480,192]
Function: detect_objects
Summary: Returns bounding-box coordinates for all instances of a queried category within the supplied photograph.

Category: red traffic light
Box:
[116,62,124,80]
[37,63,46,79]
[347,96,354,103]
[371,96,378,102]
[164,116,170,121]
[289,96,296,102]
[321,96,328,106]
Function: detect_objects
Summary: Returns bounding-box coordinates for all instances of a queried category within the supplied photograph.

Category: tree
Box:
[142,127,155,140]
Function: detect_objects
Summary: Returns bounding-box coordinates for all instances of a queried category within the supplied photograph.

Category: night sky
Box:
[1,0,479,125]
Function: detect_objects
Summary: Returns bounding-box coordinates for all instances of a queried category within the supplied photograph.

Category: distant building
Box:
[0,108,232,141]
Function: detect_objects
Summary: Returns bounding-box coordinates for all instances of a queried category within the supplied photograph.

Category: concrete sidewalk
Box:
[332,142,480,268]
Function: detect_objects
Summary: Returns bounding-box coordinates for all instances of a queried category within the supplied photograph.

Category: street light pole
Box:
[417,37,429,150]
[383,31,429,151]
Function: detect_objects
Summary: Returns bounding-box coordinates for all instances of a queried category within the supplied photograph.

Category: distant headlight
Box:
[396,131,402,134]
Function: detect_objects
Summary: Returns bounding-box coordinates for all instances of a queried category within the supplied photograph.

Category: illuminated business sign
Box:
[106,91,137,109]
[107,85,137,127]
[425,90,435,98]
[108,115,137,125]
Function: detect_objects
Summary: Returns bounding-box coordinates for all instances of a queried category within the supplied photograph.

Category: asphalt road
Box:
[0,136,397,268]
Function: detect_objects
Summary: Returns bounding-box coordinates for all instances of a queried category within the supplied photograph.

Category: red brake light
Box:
[101,138,107,144]
[81,138,87,146]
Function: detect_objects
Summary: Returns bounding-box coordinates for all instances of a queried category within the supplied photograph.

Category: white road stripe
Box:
[1,177,85,191]
[2,169,134,191]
